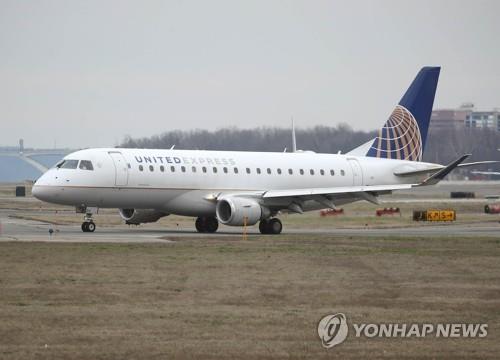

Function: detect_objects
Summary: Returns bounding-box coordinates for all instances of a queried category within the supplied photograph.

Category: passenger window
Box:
[341,170,345,176]
[127,163,131,169]
[320,169,324,175]
[139,165,144,171]
[234,167,239,174]
[267,168,271,174]
[213,167,218,173]
[277,168,282,175]
[246,168,251,174]
[192,166,197,173]
[160,165,165,172]
[59,160,79,169]
[310,169,315,175]
[223,167,228,173]
[181,166,186,172]
[330,169,335,176]
[171,166,175,172]
[300,169,304,175]
[149,165,154,172]
[79,160,94,170]
[256,168,261,174]
[202,166,207,173]
[288,169,293,175]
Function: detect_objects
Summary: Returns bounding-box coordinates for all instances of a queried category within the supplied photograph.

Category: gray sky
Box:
[1,0,499,148]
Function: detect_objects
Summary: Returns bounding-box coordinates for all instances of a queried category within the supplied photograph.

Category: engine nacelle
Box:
[216,197,270,226]
[119,208,169,225]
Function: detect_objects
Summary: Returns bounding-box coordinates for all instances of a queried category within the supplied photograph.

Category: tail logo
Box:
[368,105,423,161]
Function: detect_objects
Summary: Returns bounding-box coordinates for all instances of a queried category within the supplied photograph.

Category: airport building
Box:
[429,108,469,132]
[465,110,500,131]
[430,103,500,132]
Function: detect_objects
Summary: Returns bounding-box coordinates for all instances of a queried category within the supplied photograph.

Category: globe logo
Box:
[369,105,423,161]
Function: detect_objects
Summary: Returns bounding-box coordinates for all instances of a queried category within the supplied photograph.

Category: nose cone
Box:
[32,183,40,199]
[32,181,47,202]
[32,172,54,202]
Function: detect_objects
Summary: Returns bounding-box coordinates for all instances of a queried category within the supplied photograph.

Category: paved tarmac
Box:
[0,211,498,242]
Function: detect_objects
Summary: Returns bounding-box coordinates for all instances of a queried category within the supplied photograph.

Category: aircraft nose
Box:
[31,182,45,201]
[32,174,53,202]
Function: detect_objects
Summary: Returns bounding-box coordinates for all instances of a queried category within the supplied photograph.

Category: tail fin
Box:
[366,66,440,161]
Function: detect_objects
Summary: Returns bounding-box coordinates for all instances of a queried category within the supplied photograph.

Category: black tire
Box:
[195,217,206,233]
[259,219,270,234]
[87,222,96,232]
[268,218,282,234]
[81,222,88,232]
[206,217,219,233]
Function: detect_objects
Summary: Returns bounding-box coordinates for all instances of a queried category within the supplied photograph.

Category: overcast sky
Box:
[1,0,499,148]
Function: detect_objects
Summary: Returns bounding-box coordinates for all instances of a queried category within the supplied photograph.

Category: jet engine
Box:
[119,209,169,225]
[216,197,270,226]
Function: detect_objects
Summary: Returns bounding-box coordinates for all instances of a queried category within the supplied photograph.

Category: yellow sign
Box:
[426,210,441,221]
[439,210,456,221]
[425,210,456,222]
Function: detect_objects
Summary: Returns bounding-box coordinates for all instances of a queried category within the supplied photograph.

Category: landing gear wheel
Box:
[87,222,96,232]
[81,222,96,232]
[268,218,282,234]
[259,218,282,234]
[195,217,204,233]
[195,217,219,233]
[206,217,219,233]
[259,219,270,234]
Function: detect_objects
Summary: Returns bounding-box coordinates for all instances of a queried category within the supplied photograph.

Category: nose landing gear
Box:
[78,206,98,233]
[81,221,96,232]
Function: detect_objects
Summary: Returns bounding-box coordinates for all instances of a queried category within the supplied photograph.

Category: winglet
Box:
[418,154,471,186]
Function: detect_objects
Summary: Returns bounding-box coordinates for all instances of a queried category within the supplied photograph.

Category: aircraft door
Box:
[108,151,129,186]
[347,158,363,186]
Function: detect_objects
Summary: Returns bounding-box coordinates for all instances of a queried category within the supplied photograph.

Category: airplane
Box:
[32,67,496,234]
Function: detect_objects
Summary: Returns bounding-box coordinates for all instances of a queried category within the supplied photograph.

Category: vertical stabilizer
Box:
[366,67,440,161]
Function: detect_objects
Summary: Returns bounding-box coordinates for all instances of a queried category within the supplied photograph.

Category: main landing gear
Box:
[195,216,219,233]
[259,218,282,235]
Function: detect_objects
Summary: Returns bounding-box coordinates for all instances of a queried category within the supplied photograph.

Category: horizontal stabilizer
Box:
[395,160,499,177]
[472,170,500,176]
[418,154,470,186]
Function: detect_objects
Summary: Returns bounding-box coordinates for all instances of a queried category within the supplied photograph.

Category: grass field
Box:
[1,235,499,359]
[1,184,500,358]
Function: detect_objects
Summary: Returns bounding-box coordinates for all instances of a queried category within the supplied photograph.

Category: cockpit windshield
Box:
[79,160,94,170]
[58,160,79,169]
[55,159,94,170]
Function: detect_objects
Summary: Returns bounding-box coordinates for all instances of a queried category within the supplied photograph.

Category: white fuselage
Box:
[33,148,435,216]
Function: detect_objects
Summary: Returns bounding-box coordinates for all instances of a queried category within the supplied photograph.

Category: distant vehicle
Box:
[32,67,494,233]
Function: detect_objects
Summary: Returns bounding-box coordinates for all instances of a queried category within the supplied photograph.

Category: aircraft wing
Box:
[262,184,414,199]
[258,184,415,209]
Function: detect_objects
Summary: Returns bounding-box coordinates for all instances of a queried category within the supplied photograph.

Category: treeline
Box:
[121,125,500,168]
[121,124,376,155]
[425,127,500,165]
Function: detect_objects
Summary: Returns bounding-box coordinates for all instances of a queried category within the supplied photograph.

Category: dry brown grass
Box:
[0,235,499,359]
